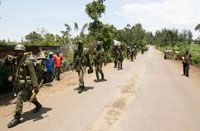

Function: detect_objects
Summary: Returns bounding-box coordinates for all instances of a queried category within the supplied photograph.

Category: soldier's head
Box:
[97,41,102,50]
[78,40,83,48]
[14,44,26,60]
[186,49,189,54]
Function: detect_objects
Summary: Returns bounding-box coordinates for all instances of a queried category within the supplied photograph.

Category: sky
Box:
[0,0,200,42]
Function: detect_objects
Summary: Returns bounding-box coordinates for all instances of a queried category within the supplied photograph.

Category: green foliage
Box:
[0,61,12,92]
[105,52,113,62]
[85,0,106,21]
[195,24,200,32]
[156,43,200,66]
[154,28,193,47]
[25,31,43,45]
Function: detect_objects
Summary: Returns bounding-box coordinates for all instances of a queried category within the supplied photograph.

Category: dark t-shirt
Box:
[183,53,191,64]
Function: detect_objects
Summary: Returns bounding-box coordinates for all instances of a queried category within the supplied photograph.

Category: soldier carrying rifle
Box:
[3,44,42,128]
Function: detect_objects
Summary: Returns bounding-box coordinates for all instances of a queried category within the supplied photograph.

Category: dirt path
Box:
[0,46,200,131]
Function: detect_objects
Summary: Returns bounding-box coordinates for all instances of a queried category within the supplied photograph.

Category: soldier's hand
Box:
[71,66,74,71]
[34,89,39,94]
[7,55,14,60]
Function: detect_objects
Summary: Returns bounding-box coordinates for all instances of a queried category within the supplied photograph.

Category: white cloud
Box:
[118,0,200,38]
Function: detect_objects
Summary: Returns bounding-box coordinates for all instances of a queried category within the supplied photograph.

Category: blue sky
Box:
[0,0,199,41]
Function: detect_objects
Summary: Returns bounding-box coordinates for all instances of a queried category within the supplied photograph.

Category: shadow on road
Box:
[93,79,108,83]
[43,83,53,87]
[0,93,14,106]
[21,107,52,123]
[74,86,94,93]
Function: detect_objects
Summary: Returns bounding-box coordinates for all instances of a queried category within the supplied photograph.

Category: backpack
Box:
[28,56,47,82]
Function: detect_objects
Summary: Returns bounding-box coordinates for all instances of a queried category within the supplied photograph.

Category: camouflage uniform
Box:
[4,44,42,128]
[133,46,138,59]
[130,48,134,61]
[73,40,91,93]
[113,46,119,67]
[126,47,130,59]
[93,41,106,80]
[117,48,124,69]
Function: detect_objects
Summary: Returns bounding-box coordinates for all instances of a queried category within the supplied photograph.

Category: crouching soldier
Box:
[93,41,106,81]
[3,44,42,128]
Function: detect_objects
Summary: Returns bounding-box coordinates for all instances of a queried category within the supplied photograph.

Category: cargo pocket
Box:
[25,76,32,88]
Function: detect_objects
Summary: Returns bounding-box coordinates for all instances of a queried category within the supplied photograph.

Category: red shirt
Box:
[53,54,63,67]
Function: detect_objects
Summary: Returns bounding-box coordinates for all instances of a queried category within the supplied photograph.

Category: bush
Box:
[0,62,13,94]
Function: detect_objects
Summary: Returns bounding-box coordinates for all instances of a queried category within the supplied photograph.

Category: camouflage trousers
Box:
[114,58,118,67]
[15,89,37,114]
[78,69,85,87]
[118,60,123,69]
[95,63,104,80]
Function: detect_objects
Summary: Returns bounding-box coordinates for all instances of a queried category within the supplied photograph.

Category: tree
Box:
[85,0,106,40]
[195,24,200,32]
[25,31,43,45]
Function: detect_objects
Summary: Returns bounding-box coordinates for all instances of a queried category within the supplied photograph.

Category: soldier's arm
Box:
[72,50,77,70]
[2,55,15,66]
[26,60,38,89]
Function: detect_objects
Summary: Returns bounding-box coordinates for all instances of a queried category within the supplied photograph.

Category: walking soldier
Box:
[93,41,106,81]
[3,44,42,128]
[72,40,92,93]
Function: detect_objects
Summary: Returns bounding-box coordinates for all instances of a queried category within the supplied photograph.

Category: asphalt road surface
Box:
[0,46,200,131]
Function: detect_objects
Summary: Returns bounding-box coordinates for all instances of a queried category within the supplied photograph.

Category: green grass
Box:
[156,43,200,67]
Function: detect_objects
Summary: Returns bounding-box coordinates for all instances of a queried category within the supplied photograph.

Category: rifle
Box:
[30,79,44,103]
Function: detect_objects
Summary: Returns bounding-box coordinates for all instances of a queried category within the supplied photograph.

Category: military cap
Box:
[14,44,26,51]
[78,40,83,44]
[97,41,102,45]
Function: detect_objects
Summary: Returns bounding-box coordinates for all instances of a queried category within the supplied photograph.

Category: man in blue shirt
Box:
[45,52,54,83]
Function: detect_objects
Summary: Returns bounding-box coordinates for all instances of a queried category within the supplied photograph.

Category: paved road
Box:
[0,46,200,131]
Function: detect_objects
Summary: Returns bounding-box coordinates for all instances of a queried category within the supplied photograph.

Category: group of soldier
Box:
[72,40,107,93]
[3,40,142,128]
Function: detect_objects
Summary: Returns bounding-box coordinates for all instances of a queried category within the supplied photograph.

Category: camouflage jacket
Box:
[73,48,90,72]
[117,50,124,61]
[3,56,38,90]
[93,48,106,66]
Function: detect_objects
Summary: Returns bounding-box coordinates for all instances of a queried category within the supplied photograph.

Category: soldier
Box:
[3,44,42,128]
[117,47,124,69]
[126,46,131,59]
[72,40,91,93]
[93,41,106,81]
[133,45,138,59]
[130,47,134,61]
[182,49,192,77]
[141,47,144,55]
[113,45,119,68]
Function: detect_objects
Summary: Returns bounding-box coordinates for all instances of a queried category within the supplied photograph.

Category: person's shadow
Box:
[74,86,94,93]
[93,79,108,83]
[21,107,52,123]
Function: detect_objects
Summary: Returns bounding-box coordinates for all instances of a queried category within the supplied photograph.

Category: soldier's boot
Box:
[96,74,100,81]
[7,113,21,128]
[78,86,85,93]
[33,100,42,113]
[101,74,104,80]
